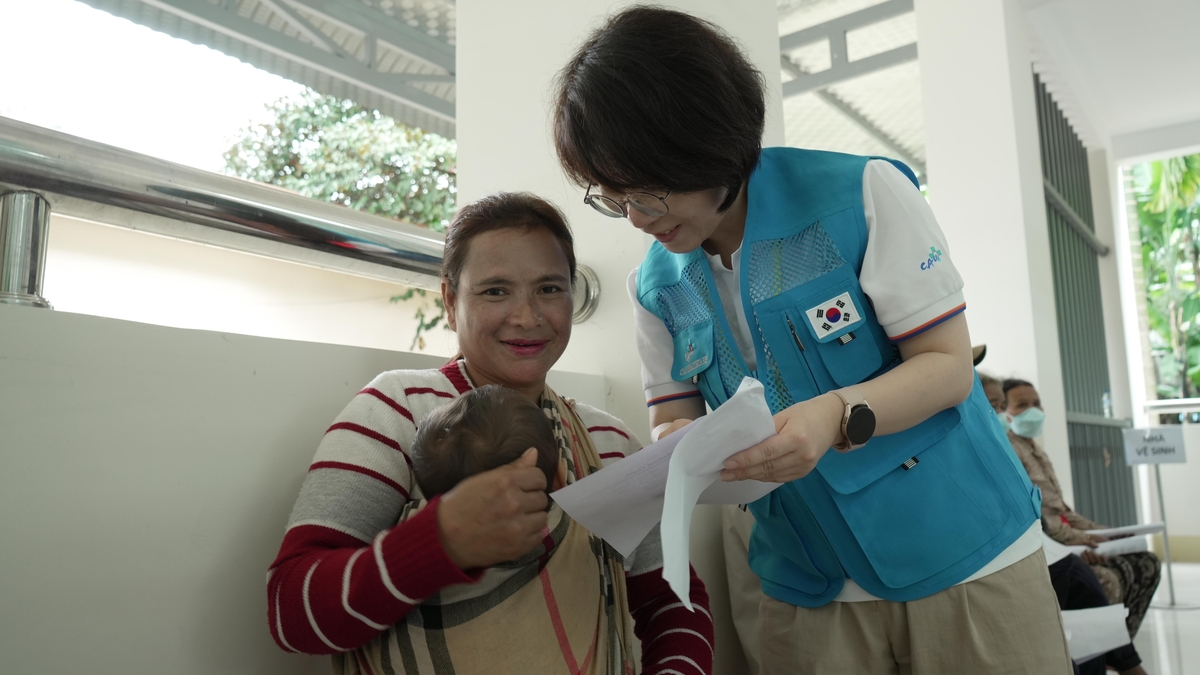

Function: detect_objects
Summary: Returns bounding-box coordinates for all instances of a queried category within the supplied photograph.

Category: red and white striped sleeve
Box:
[628,565,715,675]
[266,372,479,655]
[581,408,715,675]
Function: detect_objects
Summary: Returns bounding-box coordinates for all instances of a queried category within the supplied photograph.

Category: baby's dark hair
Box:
[411,385,559,498]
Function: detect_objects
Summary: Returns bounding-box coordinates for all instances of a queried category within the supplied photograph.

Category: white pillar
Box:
[915,0,1075,502]
[457,3,783,673]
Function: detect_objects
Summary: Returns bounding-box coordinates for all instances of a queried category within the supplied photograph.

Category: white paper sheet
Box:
[1042,531,1150,565]
[1062,605,1131,663]
[1085,522,1165,538]
[1089,536,1150,557]
[550,376,779,596]
[661,378,778,609]
[550,422,693,558]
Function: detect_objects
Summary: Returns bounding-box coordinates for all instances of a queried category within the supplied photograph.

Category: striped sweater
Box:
[268,361,714,674]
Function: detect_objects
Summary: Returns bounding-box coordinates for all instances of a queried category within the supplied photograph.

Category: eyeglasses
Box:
[584,184,672,219]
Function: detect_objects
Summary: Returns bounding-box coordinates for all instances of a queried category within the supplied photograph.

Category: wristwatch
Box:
[832,389,876,452]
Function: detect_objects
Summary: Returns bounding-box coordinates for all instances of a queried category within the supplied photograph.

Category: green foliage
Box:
[389,288,446,351]
[1134,154,1200,398]
[224,90,456,231]
[225,90,455,350]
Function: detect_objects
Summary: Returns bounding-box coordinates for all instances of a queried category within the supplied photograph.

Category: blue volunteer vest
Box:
[637,147,1041,606]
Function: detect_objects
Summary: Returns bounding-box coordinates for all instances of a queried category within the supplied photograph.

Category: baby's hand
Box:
[652,418,692,442]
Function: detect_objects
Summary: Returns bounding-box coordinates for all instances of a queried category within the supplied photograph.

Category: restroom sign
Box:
[1122,427,1187,465]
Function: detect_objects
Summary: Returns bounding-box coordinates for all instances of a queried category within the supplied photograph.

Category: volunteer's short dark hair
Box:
[411,385,559,498]
[1002,379,1035,395]
[553,5,766,213]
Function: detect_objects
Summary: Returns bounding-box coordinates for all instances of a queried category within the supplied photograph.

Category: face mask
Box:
[1010,407,1045,439]
[996,411,1011,433]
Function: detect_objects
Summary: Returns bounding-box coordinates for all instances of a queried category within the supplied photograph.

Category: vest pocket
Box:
[817,414,1009,589]
[789,275,885,388]
[754,268,887,391]
[748,486,833,597]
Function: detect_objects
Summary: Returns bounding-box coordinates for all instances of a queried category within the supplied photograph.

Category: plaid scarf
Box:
[333,385,634,675]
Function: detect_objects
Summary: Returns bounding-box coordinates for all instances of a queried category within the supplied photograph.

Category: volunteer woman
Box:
[553,7,1071,673]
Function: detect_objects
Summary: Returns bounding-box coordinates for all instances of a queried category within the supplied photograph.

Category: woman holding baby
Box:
[267,193,713,674]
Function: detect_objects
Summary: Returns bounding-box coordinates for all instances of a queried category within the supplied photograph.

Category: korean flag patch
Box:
[805,292,862,339]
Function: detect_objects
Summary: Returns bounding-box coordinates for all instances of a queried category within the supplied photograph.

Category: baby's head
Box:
[411,385,560,498]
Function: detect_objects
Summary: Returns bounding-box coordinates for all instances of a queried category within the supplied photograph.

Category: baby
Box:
[411,384,563,498]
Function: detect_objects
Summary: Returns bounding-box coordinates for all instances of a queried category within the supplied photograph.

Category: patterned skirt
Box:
[1089,551,1162,636]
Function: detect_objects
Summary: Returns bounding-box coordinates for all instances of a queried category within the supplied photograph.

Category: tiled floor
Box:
[1132,563,1200,675]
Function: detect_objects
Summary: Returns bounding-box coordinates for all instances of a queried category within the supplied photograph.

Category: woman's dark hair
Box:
[553,6,766,213]
[441,192,577,292]
[1002,379,1035,395]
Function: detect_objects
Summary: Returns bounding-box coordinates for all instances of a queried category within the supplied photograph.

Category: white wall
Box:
[915,0,1074,502]
[43,213,458,356]
[0,304,605,674]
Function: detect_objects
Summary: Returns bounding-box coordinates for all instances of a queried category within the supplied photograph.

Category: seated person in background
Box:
[412,384,564,499]
[1050,552,1149,675]
[1003,378,1162,640]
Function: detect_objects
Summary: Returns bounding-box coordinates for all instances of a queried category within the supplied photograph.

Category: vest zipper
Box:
[786,316,806,352]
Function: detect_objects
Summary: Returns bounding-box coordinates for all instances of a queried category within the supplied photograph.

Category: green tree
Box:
[225,91,455,349]
[1134,154,1200,398]
[224,90,456,231]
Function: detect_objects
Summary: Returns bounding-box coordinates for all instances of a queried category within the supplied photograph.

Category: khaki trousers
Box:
[760,549,1074,675]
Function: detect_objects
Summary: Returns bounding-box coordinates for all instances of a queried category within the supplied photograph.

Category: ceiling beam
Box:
[136,0,455,122]
[288,0,455,74]
[779,0,917,99]
[782,44,917,98]
[255,0,343,57]
[779,0,913,52]
[1111,117,1200,162]
[781,55,926,177]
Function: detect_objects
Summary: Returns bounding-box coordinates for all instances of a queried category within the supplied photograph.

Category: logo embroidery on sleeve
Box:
[805,292,862,338]
[920,246,943,271]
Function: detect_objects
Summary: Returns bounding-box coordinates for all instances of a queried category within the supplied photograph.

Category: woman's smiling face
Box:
[443,227,574,400]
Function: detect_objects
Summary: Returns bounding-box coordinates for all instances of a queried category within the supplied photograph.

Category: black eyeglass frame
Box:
[583,184,672,219]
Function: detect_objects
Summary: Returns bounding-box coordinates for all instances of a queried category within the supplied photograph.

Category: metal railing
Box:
[0,115,601,322]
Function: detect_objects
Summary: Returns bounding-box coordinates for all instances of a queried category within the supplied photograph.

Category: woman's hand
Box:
[1085,533,1110,547]
[721,393,843,483]
[436,448,550,570]
[1080,549,1107,565]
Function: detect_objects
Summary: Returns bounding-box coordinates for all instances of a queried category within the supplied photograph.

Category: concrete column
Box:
[457,3,783,673]
[915,0,1074,501]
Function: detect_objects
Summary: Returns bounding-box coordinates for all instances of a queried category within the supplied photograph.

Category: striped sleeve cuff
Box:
[884,291,966,342]
[646,383,703,408]
[379,496,481,599]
